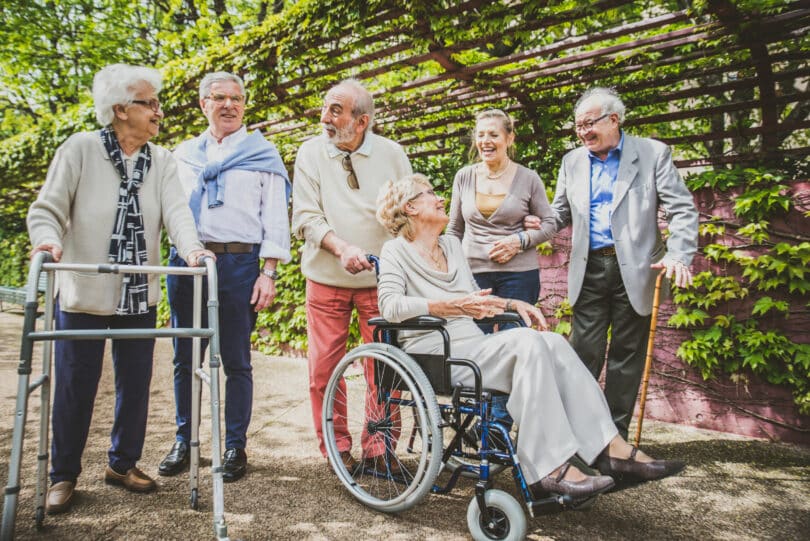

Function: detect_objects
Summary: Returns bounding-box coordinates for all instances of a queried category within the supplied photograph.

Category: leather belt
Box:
[590,246,616,257]
[204,242,255,254]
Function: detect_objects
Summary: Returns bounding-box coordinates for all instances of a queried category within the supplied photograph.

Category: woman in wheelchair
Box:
[375,173,685,501]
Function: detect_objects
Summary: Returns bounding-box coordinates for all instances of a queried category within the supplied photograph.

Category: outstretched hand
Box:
[454,289,505,319]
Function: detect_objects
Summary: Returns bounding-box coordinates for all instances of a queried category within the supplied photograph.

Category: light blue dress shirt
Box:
[588,132,624,250]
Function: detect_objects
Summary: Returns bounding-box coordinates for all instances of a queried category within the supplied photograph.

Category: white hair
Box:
[575,87,626,124]
[199,72,246,100]
[92,64,162,126]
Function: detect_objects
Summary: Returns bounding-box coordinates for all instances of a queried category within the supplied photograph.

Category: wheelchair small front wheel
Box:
[466,489,527,541]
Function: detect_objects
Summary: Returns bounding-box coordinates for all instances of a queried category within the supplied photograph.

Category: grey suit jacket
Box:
[550,134,698,316]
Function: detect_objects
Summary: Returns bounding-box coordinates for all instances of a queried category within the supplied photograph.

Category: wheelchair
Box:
[322,262,596,540]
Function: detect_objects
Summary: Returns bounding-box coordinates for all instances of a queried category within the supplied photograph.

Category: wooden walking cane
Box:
[634,269,667,447]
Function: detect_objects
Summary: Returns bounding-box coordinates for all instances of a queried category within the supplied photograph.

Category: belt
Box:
[204,242,255,254]
[590,246,616,257]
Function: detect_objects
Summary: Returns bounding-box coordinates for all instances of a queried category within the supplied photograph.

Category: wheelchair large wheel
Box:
[466,489,527,541]
[323,343,443,513]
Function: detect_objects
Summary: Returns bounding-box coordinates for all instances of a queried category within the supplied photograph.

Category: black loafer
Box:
[222,448,247,482]
[595,447,686,482]
[158,441,189,477]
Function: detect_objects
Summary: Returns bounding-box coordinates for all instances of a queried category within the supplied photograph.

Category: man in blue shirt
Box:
[158,72,291,482]
[548,87,698,440]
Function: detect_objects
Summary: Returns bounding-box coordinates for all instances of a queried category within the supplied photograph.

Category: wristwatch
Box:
[262,267,279,280]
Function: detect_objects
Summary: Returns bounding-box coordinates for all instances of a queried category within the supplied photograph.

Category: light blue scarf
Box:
[181,130,290,224]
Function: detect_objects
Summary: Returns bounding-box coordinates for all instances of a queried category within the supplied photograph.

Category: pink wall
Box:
[538,181,810,445]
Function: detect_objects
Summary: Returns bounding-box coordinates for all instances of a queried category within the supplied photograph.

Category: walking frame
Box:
[634,269,667,448]
[2,251,231,541]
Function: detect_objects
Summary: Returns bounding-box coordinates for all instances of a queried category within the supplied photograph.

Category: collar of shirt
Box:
[326,131,374,159]
[203,125,248,154]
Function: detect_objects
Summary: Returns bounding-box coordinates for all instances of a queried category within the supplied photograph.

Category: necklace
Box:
[484,160,512,180]
[413,241,445,269]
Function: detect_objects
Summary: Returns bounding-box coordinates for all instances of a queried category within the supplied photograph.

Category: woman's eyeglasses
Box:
[131,99,162,112]
[342,154,359,190]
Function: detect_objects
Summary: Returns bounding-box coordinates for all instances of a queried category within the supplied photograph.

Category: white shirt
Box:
[174,126,291,262]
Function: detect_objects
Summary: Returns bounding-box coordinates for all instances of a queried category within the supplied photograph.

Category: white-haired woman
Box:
[376,174,685,501]
[27,64,212,514]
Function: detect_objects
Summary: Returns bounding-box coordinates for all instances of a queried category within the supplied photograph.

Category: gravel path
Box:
[0,310,808,540]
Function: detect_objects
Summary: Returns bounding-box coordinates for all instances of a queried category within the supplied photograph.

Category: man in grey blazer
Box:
[547,87,698,439]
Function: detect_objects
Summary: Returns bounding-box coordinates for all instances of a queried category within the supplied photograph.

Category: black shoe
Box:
[595,447,686,482]
[158,441,189,477]
[222,448,247,482]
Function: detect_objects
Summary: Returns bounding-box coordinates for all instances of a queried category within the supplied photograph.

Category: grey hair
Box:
[199,72,246,100]
[92,64,162,126]
[575,87,625,124]
[332,78,375,129]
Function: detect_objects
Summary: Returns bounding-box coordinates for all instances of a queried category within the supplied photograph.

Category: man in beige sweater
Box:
[292,79,412,469]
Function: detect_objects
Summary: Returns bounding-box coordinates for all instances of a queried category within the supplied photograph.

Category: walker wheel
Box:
[190,488,199,510]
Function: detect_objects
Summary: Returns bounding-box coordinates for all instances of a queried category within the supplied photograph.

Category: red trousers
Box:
[306,279,388,457]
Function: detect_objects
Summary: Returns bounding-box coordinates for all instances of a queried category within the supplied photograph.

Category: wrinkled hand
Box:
[251,274,277,312]
[187,249,216,267]
[523,215,541,230]
[488,235,521,264]
[30,243,62,262]
[340,245,374,274]
[651,258,693,288]
[455,289,504,319]
[513,299,549,330]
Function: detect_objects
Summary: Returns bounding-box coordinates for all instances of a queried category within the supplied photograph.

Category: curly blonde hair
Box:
[376,173,433,240]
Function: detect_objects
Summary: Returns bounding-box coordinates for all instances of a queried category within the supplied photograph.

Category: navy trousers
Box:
[473,268,541,334]
[166,246,259,450]
[50,304,156,484]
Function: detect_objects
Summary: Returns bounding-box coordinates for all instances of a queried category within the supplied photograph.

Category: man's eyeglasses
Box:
[131,99,162,112]
[342,154,359,190]
[206,93,246,105]
[574,113,609,133]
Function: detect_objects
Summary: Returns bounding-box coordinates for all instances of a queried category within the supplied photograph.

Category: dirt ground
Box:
[0,309,808,540]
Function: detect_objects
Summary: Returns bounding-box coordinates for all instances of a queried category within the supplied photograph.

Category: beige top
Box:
[27,131,203,315]
[292,132,412,288]
[475,192,506,219]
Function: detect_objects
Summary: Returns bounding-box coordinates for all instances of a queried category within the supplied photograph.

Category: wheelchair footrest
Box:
[528,493,583,517]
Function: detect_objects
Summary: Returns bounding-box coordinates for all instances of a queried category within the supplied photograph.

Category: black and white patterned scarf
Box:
[100,127,151,315]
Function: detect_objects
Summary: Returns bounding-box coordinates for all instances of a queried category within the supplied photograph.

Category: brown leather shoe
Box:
[361,454,402,475]
[531,463,615,499]
[46,481,75,514]
[595,447,686,482]
[104,466,157,493]
[337,450,358,471]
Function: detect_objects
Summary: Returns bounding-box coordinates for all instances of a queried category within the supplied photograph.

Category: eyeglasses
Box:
[342,154,359,190]
[131,99,162,112]
[206,93,246,105]
[409,189,437,201]
[574,113,609,133]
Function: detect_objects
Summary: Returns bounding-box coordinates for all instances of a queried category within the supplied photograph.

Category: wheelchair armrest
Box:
[369,315,448,330]
[474,311,525,327]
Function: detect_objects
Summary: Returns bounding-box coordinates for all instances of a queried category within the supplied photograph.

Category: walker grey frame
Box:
[1,251,231,541]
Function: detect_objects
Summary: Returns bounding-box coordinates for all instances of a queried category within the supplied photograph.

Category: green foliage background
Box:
[0,0,808,411]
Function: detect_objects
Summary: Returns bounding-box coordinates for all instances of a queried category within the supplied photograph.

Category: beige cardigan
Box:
[292,132,412,288]
[27,131,203,315]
